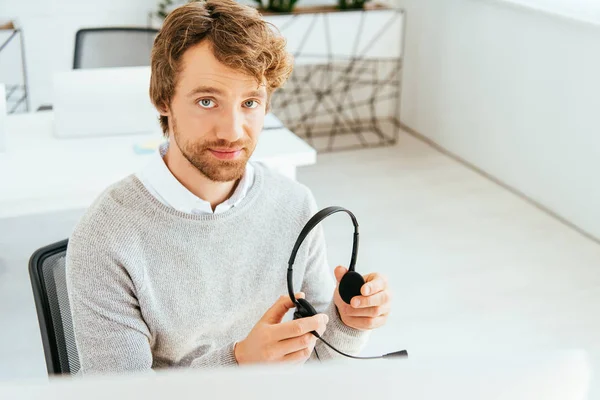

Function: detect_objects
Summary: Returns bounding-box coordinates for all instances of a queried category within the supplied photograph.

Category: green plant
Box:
[157,0,299,19]
[157,0,175,19]
[253,0,299,13]
[338,0,371,10]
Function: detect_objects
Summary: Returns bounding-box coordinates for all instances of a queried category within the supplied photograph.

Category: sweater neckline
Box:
[128,161,265,222]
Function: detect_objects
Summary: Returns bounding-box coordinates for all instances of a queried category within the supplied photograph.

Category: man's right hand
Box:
[234,293,328,365]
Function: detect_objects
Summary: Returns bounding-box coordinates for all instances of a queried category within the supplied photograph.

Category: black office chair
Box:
[29,239,80,375]
[73,27,159,69]
[38,27,159,112]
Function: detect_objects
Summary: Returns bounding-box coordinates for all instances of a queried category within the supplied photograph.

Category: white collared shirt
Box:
[136,142,254,215]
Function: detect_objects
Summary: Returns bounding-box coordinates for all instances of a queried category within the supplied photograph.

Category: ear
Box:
[157,103,170,117]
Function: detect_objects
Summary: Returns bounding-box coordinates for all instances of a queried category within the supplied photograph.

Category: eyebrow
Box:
[244,89,268,99]
[187,85,267,99]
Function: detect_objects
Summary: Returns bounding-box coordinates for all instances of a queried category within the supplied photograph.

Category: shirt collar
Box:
[139,142,254,215]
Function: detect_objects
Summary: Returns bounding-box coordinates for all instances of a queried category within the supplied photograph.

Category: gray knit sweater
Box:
[65,162,369,374]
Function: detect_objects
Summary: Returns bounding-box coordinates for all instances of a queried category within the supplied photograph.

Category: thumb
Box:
[261,293,305,324]
[334,265,348,283]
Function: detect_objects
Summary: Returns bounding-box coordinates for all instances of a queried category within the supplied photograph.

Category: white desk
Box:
[0,351,591,399]
[0,112,316,219]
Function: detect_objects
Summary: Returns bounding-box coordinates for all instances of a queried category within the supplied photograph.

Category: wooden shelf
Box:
[258,2,394,16]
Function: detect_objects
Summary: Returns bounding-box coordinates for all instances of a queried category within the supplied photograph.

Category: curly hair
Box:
[149,0,294,135]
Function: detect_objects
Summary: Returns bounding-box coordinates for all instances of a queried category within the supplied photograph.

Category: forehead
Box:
[177,40,265,95]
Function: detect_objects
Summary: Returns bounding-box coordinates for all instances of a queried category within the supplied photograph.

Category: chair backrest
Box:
[73,27,159,69]
[29,239,80,375]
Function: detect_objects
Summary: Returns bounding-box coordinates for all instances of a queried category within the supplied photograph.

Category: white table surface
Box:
[0,112,316,219]
[0,351,591,399]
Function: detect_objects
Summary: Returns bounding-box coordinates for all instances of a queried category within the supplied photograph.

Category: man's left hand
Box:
[333,266,391,331]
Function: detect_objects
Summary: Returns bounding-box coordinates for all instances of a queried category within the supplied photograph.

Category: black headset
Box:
[287,206,408,360]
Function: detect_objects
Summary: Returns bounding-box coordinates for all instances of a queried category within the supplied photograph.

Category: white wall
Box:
[0,0,158,111]
[0,0,395,112]
[500,0,600,26]
[0,28,27,113]
[264,8,403,129]
[396,0,600,240]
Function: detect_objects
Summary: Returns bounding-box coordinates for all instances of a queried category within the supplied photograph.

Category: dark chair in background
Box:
[29,239,80,375]
[73,27,159,69]
[38,27,159,111]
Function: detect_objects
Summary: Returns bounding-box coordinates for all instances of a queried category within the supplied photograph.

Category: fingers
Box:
[273,313,328,341]
[281,346,314,364]
[361,273,388,296]
[333,272,392,332]
[339,315,388,330]
[276,332,317,357]
[334,265,348,283]
[261,293,305,324]
[342,302,391,317]
[336,289,391,317]
[314,318,327,337]
[350,290,391,309]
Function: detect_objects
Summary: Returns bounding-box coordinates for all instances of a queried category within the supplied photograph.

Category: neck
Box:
[163,143,240,211]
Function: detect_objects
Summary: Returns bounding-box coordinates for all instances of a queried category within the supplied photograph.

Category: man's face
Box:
[162,41,268,182]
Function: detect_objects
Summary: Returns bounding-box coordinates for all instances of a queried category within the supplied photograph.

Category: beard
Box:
[172,117,255,182]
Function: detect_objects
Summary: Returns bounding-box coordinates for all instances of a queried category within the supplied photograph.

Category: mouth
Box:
[208,148,244,160]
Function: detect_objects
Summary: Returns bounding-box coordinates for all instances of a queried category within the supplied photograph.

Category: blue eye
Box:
[198,99,216,108]
[244,100,258,109]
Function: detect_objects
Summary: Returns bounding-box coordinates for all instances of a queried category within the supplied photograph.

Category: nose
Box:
[216,108,245,143]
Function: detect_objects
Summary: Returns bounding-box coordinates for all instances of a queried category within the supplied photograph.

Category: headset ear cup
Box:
[339,271,365,304]
[296,298,317,318]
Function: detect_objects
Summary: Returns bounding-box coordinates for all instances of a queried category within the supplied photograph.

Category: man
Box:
[66,0,392,374]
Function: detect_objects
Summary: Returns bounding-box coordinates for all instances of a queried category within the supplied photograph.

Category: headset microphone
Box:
[287,206,408,360]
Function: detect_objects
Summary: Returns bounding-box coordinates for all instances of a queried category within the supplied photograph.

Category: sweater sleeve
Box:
[66,223,238,375]
[298,190,371,363]
[189,342,239,368]
[66,226,154,375]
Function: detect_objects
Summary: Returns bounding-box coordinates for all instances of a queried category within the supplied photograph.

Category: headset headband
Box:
[287,206,359,305]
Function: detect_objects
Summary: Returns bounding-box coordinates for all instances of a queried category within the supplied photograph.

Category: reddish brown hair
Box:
[149,0,294,135]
